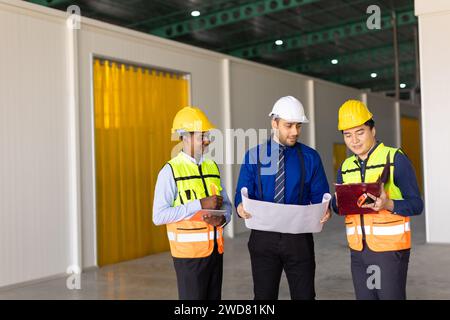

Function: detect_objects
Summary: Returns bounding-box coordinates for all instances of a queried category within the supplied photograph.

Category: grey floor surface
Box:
[1,213,449,300]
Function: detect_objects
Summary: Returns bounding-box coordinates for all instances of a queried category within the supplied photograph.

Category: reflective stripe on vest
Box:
[167,230,221,243]
[165,152,224,258]
[346,222,410,236]
[341,143,411,252]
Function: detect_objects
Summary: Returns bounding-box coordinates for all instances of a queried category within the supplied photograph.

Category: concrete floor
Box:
[1,213,450,300]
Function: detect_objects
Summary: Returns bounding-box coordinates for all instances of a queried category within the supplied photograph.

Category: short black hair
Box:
[341,118,375,133]
[364,118,375,129]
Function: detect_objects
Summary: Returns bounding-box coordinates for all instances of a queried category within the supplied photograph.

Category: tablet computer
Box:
[190,209,226,221]
[198,209,226,217]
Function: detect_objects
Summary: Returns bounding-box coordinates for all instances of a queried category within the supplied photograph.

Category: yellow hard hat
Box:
[171,106,215,133]
[338,100,373,131]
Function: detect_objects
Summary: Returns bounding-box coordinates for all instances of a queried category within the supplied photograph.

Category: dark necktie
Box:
[274,145,286,203]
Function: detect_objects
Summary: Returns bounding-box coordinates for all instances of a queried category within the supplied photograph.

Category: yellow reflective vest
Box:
[341,143,411,252]
[166,153,224,258]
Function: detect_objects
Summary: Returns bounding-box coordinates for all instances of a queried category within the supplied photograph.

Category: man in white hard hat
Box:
[234,96,331,300]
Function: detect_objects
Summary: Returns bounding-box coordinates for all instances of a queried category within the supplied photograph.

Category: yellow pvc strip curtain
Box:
[333,143,347,178]
[93,59,188,267]
[401,116,423,194]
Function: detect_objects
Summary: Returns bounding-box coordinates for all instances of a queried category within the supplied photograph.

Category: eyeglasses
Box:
[189,132,210,141]
[202,133,210,141]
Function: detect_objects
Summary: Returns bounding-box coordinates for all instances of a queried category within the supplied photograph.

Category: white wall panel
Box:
[415,0,450,243]
[0,2,70,287]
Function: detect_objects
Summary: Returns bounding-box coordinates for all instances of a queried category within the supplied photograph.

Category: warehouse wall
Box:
[400,100,421,120]
[415,0,450,243]
[0,1,71,287]
[0,0,422,287]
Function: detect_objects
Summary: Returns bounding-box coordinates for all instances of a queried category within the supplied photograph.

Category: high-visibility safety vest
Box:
[341,143,411,252]
[166,152,224,258]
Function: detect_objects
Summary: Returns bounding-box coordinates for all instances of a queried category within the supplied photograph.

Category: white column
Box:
[394,101,401,148]
[306,80,316,149]
[415,0,450,243]
[222,58,234,238]
[66,13,83,272]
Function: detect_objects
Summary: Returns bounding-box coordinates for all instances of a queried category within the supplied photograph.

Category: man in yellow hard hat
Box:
[333,99,423,300]
[152,106,232,300]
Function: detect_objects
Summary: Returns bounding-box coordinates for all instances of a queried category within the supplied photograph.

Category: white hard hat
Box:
[268,96,309,123]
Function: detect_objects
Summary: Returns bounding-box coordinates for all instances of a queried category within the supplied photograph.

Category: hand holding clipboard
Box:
[201,184,225,226]
[335,153,394,215]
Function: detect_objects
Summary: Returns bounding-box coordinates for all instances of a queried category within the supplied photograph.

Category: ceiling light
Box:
[370,73,377,78]
[275,39,283,46]
[331,59,338,65]
[191,10,200,17]
[400,83,406,89]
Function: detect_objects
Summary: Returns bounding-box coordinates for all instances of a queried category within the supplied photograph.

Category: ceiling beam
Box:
[127,0,227,29]
[286,41,414,73]
[27,0,74,7]
[228,9,416,59]
[356,73,416,91]
[369,77,416,92]
[216,0,372,52]
[325,61,415,85]
[149,0,320,38]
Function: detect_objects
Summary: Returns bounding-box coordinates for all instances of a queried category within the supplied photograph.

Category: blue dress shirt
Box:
[234,139,330,208]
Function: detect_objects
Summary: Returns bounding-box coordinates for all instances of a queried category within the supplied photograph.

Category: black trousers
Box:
[248,230,316,300]
[173,246,223,300]
[351,241,410,300]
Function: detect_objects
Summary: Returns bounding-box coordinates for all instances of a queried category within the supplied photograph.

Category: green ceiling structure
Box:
[228,9,416,58]
[28,0,73,7]
[286,42,414,73]
[25,0,418,95]
[149,0,320,38]
[326,61,416,85]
